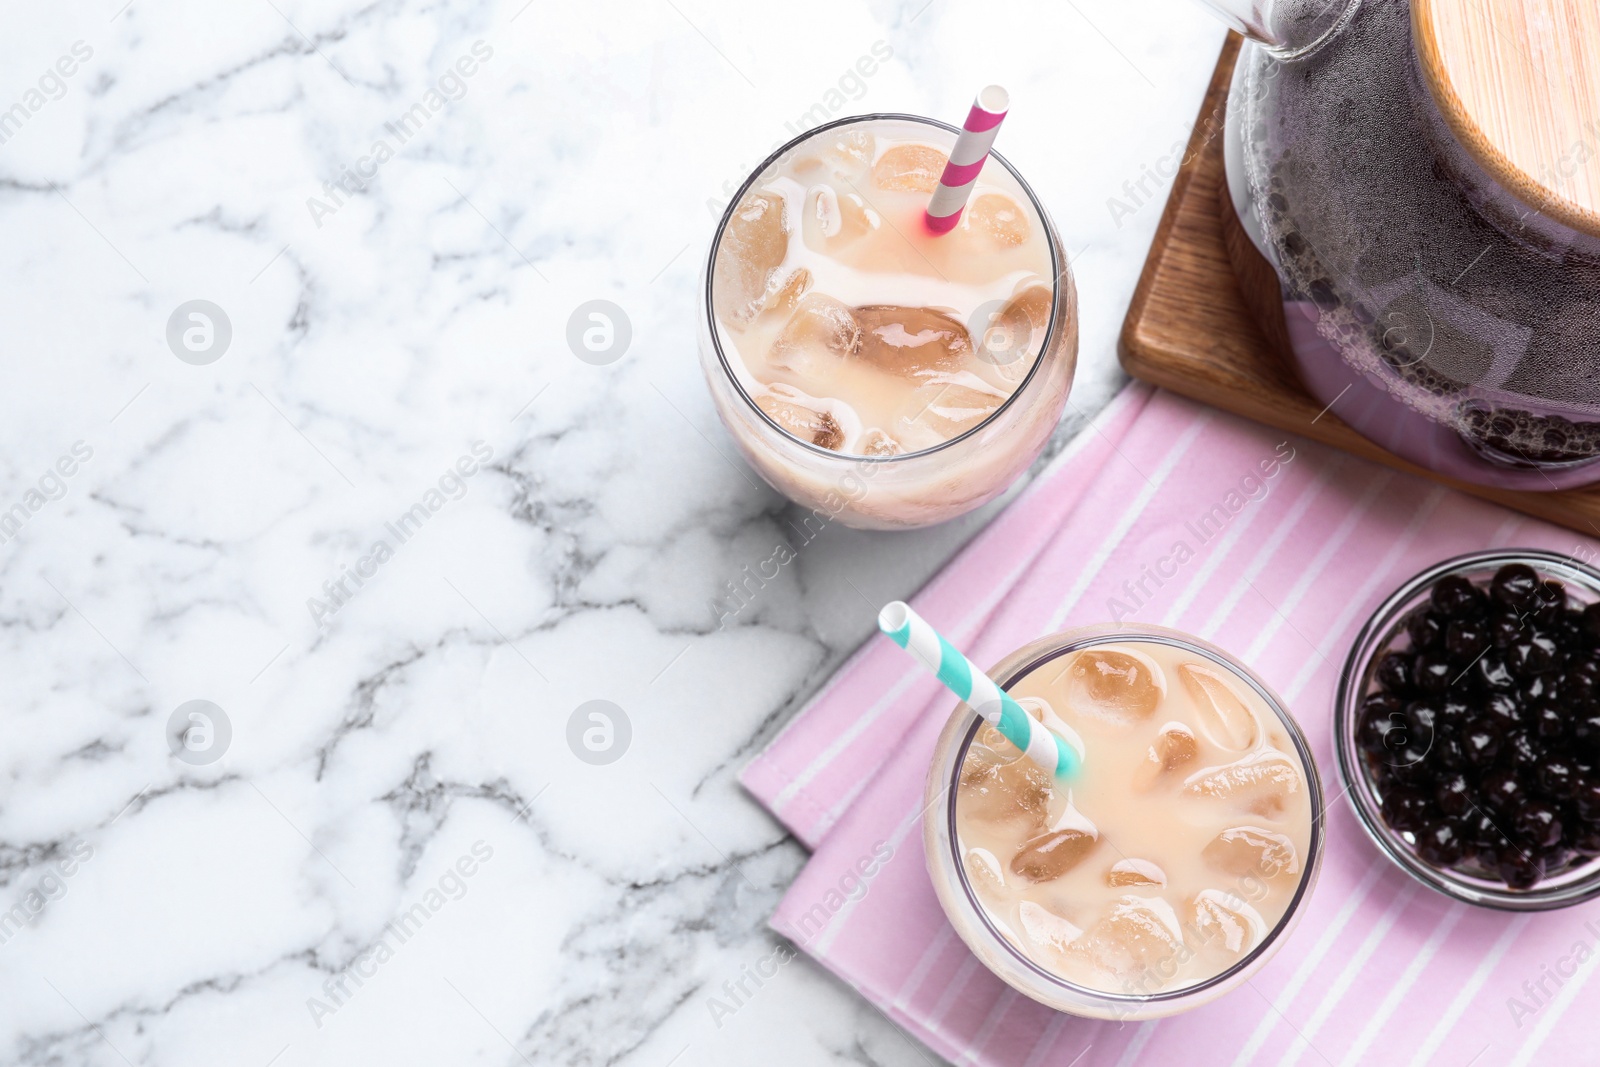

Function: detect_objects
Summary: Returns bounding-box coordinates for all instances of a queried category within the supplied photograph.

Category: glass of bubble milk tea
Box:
[697,102,1077,530]
[924,625,1324,1018]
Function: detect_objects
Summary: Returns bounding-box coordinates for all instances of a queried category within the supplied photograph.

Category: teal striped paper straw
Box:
[878,601,1078,778]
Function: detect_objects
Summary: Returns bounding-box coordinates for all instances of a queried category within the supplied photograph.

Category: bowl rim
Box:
[1335,547,1600,911]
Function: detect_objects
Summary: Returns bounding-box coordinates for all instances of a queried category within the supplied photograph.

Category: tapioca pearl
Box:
[1532,701,1566,740]
[1538,757,1579,799]
[1433,735,1469,772]
[1491,564,1541,614]
[1444,617,1489,664]
[1436,774,1473,817]
[1432,574,1485,617]
[1572,712,1600,758]
[1507,633,1557,677]
[1535,581,1569,626]
[1499,852,1544,890]
[1513,799,1565,850]
[1573,828,1600,857]
[1415,820,1466,866]
[1481,768,1527,813]
[1474,651,1518,692]
[1480,691,1520,728]
[1490,611,1525,649]
[1376,652,1416,694]
[1575,779,1600,822]
[1460,718,1504,768]
[1501,730,1541,772]
[1407,608,1445,650]
[1414,652,1454,695]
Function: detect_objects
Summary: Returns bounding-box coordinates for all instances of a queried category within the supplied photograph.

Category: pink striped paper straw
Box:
[924,85,1009,234]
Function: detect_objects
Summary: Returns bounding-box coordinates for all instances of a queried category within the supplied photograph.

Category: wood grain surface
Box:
[1415,0,1600,238]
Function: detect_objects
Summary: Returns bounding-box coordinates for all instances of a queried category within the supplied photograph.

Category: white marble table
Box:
[0,2,1226,1063]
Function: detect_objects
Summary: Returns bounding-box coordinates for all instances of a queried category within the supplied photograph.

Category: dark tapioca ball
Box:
[1574,778,1600,822]
[1358,706,1406,757]
[1474,651,1517,692]
[1433,574,1486,617]
[1444,618,1489,664]
[1584,602,1600,644]
[1498,852,1545,890]
[1558,608,1586,641]
[1433,735,1468,771]
[1380,786,1433,834]
[1480,691,1521,727]
[1520,673,1555,706]
[1538,757,1578,799]
[1535,582,1568,626]
[1492,564,1542,614]
[1406,608,1446,650]
[1514,800,1565,850]
[1572,712,1600,758]
[1573,828,1600,857]
[1403,699,1439,735]
[1360,691,1404,718]
[1414,652,1454,695]
[1436,774,1474,817]
[1388,741,1434,778]
[1507,633,1558,678]
[1415,820,1466,866]
[1460,718,1504,767]
[1468,809,1509,848]
[1502,730,1541,772]
[1490,612,1526,649]
[1531,701,1567,740]
[1376,651,1416,693]
[1482,768,1527,812]
[1563,659,1600,702]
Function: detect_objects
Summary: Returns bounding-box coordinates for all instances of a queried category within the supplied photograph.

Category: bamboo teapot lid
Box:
[1414,0,1600,238]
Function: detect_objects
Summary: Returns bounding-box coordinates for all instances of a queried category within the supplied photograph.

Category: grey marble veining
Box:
[0,1,1225,1064]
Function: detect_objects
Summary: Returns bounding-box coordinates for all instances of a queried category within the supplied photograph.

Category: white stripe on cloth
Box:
[1336,903,1465,1067]
[1406,915,1530,1067]
[960,988,1018,1066]
[1229,855,1389,1067]
[1283,485,1445,700]
[1272,882,1419,1067]
[1506,928,1600,1067]
[1241,470,1394,665]
[1199,455,1346,639]
[1045,412,1215,633]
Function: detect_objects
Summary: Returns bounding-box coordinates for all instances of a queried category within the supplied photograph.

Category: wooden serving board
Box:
[1118,35,1600,536]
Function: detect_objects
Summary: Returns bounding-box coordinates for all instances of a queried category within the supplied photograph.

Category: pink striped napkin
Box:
[741,383,1600,1067]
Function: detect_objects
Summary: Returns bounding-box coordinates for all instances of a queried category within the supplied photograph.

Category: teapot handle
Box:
[1190,0,1362,58]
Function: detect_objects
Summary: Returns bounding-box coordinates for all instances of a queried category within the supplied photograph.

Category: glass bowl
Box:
[1336,549,1600,910]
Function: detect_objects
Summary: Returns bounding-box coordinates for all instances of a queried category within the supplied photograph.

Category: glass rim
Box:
[942,625,1327,1004]
[1335,547,1600,911]
[702,111,1064,465]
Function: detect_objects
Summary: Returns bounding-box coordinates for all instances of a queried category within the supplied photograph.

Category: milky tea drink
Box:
[699,116,1077,530]
[928,630,1321,1017]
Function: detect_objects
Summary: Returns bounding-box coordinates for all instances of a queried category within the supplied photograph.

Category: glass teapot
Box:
[1199,0,1600,491]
